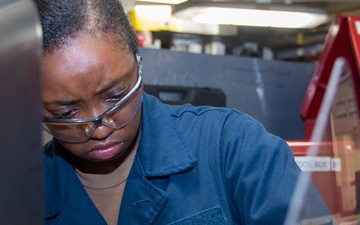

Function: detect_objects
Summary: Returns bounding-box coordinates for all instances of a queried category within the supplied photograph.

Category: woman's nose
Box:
[87,105,107,118]
[90,124,115,140]
[85,106,116,140]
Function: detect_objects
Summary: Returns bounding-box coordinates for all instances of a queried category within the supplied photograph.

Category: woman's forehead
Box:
[41,35,136,101]
[42,35,133,79]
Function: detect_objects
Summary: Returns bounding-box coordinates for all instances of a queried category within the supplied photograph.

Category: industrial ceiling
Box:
[135,0,360,59]
[174,1,360,51]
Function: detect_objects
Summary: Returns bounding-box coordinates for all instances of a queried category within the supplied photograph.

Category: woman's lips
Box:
[89,142,123,160]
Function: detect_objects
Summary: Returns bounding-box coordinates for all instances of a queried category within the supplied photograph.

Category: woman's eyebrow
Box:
[43,99,80,106]
[95,68,135,96]
[95,80,118,96]
[94,77,127,96]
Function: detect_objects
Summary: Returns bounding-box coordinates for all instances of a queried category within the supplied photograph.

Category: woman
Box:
[36,0,332,224]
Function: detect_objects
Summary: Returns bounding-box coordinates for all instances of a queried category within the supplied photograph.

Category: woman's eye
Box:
[52,109,78,119]
[106,93,126,102]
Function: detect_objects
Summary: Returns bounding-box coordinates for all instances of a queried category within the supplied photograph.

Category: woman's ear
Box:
[140,83,145,93]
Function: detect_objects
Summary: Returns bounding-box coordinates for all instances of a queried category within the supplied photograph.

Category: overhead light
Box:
[136,0,187,5]
[174,5,328,29]
[133,5,172,30]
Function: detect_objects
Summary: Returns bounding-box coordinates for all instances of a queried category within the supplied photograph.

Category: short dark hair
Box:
[34,0,138,53]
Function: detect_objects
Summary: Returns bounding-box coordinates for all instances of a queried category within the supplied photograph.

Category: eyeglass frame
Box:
[43,52,143,126]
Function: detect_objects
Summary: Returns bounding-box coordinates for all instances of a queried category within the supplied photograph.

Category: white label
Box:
[331,158,342,171]
[294,156,341,172]
[355,21,360,35]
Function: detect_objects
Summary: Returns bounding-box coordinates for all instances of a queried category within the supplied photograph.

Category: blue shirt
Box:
[44,93,331,224]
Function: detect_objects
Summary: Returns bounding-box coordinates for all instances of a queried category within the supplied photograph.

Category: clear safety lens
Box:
[43,91,143,143]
